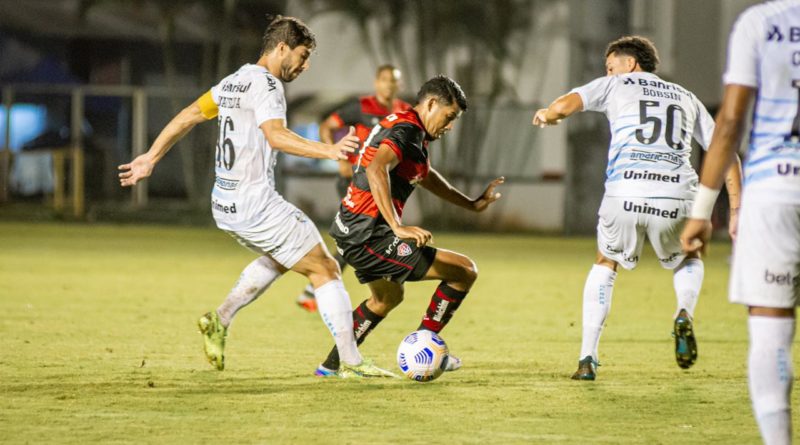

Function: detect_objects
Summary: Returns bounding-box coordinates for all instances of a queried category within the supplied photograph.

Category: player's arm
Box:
[681,84,755,253]
[118,91,216,187]
[366,144,432,247]
[320,108,354,179]
[420,168,504,212]
[261,119,358,161]
[724,154,743,240]
[532,92,584,127]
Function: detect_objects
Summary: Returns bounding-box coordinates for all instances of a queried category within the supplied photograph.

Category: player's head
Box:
[605,35,659,75]
[374,64,402,103]
[260,15,316,82]
[415,75,468,140]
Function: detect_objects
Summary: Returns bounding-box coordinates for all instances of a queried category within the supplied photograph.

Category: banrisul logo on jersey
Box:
[766,25,800,42]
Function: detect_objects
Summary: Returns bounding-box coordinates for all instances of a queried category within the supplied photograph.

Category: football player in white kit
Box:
[533,36,742,380]
[118,15,394,378]
[682,2,800,443]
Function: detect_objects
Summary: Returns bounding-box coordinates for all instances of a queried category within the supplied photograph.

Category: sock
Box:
[673,258,704,318]
[320,300,384,370]
[579,264,617,362]
[748,316,795,445]
[216,256,282,328]
[419,283,468,333]
[300,254,348,299]
[314,279,362,366]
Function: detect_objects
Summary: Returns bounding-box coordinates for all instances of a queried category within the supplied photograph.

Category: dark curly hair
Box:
[605,35,660,73]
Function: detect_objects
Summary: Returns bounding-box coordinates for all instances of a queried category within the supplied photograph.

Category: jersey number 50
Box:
[635,100,686,150]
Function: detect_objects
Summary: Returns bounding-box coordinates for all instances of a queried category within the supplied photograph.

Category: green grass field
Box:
[0,222,796,444]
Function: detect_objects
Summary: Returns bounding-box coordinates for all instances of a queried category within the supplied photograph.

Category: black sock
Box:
[321,299,383,370]
[418,282,467,333]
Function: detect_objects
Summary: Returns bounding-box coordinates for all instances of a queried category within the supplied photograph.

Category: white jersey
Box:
[724,0,800,203]
[571,72,715,200]
[209,64,288,231]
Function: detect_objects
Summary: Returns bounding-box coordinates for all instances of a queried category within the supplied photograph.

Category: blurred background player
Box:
[314,75,504,376]
[118,15,394,378]
[294,64,412,312]
[533,36,742,380]
[682,1,800,443]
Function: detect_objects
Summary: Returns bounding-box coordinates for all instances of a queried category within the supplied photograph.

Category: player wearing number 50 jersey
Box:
[118,15,394,379]
[682,2,800,443]
[533,36,743,380]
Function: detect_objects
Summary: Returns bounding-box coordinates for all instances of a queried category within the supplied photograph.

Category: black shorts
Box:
[338,234,437,284]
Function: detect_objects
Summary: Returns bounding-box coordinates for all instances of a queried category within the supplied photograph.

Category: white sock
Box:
[314,279,362,366]
[673,258,704,318]
[579,264,617,362]
[748,316,795,445]
[216,256,282,327]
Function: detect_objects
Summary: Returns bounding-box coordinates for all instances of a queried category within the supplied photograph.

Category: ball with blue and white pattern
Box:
[396,330,449,382]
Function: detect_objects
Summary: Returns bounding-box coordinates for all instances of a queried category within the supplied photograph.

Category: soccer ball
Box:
[396,330,449,382]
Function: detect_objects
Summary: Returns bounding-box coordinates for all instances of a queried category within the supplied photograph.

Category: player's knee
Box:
[460,257,479,287]
[370,291,403,313]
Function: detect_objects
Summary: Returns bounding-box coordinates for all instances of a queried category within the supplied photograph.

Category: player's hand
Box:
[680,218,712,255]
[472,176,505,212]
[330,126,359,161]
[728,208,739,242]
[392,225,433,247]
[118,154,155,187]
[532,108,560,128]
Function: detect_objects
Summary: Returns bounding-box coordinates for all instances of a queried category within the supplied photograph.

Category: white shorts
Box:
[729,194,800,308]
[597,196,692,270]
[224,203,323,269]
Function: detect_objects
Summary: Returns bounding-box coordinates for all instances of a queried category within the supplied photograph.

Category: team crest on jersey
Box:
[397,242,413,257]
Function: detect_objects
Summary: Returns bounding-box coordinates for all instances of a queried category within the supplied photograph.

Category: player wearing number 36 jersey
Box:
[533,36,743,380]
[118,15,395,379]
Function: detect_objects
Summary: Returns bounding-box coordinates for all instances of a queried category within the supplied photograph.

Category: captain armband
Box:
[689,184,721,220]
[197,90,219,119]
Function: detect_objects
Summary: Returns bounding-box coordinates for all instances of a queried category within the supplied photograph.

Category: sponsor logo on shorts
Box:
[623,170,680,183]
[397,243,413,257]
[385,237,401,255]
[212,198,237,214]
[764,270,799,286]
[334,212,350,234]
[659,252,681,264]
[629,150,682,167]
[214,176,239,190]
[605,245,638,263]
[623,200,679,219]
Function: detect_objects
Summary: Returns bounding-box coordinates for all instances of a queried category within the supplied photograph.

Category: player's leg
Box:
[290,243,363,367]
[649,198,702,369]
[573,252,619,380]
[316,235,434,375]
[416,249,477,333]
[317,279,404,375]
[198,234,288,370]
[295,178,352,312]
[730,198,799,444]
[573,197,641,380]
[295,253,347,313]
[747,307,795,445]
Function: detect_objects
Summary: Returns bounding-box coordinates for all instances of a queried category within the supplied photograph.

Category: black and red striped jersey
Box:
[330,109,430,246]
[329,96,412,164]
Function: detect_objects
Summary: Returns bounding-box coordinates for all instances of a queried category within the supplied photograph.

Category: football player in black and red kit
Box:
[295,64,412,312]
[315,75,504,376]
